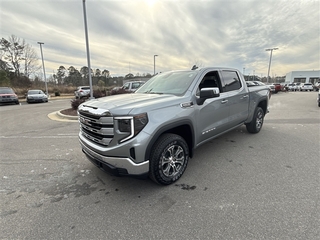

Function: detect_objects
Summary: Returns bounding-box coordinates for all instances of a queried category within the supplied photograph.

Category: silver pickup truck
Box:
[78,67,270,185]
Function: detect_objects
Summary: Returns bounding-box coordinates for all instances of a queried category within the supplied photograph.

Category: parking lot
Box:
[1,91,319,239]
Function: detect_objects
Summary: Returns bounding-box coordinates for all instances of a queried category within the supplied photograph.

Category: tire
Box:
[149,133,189,185]
[246,107,264,133]
[318,102,320,107]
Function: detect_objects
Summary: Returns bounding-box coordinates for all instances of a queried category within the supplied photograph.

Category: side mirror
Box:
[197,87,220,105]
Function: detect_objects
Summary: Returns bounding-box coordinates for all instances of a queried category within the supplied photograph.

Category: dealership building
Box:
[285,70,320,84]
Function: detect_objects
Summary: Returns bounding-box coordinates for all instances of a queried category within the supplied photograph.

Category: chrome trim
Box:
[78,108,114,146]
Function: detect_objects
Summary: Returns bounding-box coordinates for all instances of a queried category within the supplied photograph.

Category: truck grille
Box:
[78,110,114,146]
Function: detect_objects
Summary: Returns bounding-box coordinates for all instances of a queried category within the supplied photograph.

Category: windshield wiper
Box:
[144,88,153,93]
[143,89,163,94]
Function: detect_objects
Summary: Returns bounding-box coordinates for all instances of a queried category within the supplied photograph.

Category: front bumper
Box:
[27,98,47,102]
[0,98,19,104]
[81,139,149,176]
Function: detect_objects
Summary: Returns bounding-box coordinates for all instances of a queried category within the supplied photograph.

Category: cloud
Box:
[0,0,319,77]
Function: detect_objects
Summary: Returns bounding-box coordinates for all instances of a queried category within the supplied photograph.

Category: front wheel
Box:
[149,133,189,185]
[246,107,264,133]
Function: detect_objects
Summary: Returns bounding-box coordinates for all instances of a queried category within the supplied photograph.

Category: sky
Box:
[0,0,319,78]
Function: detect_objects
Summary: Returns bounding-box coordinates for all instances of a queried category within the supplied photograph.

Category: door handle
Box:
[241,95,249,100]
[221,99,228,104]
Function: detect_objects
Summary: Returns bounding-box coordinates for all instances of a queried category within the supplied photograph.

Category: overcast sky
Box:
[0,0,319,77]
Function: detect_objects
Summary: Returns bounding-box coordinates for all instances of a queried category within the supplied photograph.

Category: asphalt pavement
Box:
[1,92,319,239]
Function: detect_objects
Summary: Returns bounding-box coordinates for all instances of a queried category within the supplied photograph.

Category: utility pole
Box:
[82,0,93,99]
[154,55,158,75]
[266,48,279,83]
[37,42,48,96]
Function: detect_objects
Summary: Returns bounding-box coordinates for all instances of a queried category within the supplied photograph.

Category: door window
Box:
[221,71,241,92]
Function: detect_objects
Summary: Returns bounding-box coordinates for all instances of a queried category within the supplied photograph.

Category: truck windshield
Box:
[136,71,198,96]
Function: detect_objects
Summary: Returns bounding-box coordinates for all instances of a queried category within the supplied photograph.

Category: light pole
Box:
[37,42,48,96]
[266,48,278,83]
[154,55,158,75]
[82,0,93,99]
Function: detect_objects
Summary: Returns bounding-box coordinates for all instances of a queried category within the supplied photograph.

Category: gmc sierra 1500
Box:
[78,67,270,185]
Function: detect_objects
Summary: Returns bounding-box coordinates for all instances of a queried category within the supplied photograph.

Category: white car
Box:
[26,89,48,103]
[299,83,313,91]
[74,86,91,98]
[288,83,295,91]
[267,84,275,93]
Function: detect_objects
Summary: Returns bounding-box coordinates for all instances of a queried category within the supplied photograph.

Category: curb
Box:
[47,110,78,122]
[56,110,78,120]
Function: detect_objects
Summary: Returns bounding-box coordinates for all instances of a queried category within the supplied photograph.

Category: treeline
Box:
[50,65,152,88]
[0,34,152,91]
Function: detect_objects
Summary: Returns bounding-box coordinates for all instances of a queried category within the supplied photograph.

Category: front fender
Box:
[145,119,195,161]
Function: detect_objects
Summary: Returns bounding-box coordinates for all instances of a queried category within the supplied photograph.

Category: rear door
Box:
[220,70,249,127]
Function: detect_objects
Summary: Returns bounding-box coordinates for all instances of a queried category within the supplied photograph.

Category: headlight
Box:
[118,118,132,133]
[133,113,149,134]
[115,113,148,143]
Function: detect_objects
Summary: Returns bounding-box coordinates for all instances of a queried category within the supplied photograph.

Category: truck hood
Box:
[80,93,188,116]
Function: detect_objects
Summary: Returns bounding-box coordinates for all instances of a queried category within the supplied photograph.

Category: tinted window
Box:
[221,71,241,92]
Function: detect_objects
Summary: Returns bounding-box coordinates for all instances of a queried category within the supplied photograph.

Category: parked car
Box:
[293,82,302,91]
[299,83,313,91]
[0,87,19,105]
[273,83,282,93]
[26,89,48,103]
[121,81,145,92]
[288,83,296,91]
[78,67,270,185]
[111,81,146,95]
[74,86,91,98]
[267,84,275,93]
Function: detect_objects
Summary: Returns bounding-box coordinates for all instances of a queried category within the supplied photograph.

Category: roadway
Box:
[0,92,319,239]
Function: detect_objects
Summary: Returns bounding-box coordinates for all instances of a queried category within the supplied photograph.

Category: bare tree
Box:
[24,43,40,77]
[0,35,40,78]
[0,35,25,76]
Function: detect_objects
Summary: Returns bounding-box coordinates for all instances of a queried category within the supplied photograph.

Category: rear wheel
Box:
[246,107,264,133]
[149,133,189,185]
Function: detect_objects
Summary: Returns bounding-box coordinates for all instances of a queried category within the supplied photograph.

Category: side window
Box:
[132,82,140,89]
[221,71,241,92]
[197,71,223,96]
[123,83,129,89]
